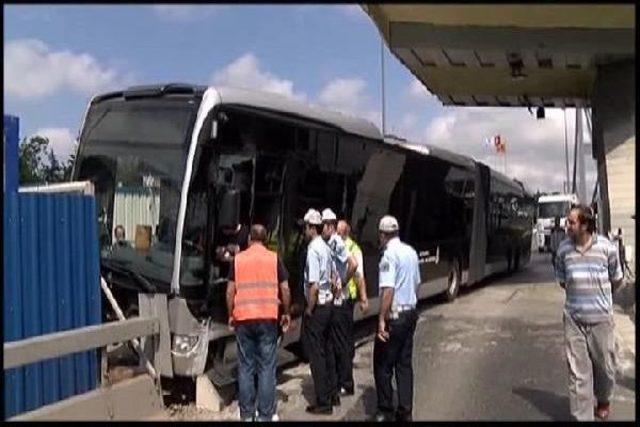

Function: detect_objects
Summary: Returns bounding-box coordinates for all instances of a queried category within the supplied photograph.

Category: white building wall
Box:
[113,187,160,246]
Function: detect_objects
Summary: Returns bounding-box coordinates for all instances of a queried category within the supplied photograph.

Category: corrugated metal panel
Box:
[3,193,101,418]
[113,187,160,248]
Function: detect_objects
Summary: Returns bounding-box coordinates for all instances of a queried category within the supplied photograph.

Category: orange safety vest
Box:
[233,243,279,322]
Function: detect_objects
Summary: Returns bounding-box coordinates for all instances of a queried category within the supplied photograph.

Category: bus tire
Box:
[444,258,461,303]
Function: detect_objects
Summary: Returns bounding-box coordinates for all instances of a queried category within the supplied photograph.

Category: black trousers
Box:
[331,300,355,393]
[373,310,418,419]
[302,304,337,407]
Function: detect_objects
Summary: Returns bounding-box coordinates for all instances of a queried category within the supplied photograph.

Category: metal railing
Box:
[3,317,159,371]
[3,317,160,370]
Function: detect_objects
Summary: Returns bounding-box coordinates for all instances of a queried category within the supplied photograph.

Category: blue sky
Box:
[4,4,594,193]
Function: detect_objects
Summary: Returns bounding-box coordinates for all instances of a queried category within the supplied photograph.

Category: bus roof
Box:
[93,83,383,141]
[383,136,477,170]
[214,86,382,140]
[538,194,579,203]
[383,136,531,195]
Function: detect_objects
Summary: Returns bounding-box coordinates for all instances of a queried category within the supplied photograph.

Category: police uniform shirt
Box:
[304,235,334,303]
[378,237,421,310]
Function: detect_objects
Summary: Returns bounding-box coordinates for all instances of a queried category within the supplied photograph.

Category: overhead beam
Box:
[389,22,635,57]
[366,5,635,30]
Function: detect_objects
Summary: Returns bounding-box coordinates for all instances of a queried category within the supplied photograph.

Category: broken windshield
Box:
[74,97,199,290]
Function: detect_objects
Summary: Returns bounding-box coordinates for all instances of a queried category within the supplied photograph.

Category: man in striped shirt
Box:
[555,205,624,421]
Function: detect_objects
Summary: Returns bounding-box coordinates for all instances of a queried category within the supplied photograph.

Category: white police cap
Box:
[303,209,322,225]
[321,208,337,222]
[379,215,399,232]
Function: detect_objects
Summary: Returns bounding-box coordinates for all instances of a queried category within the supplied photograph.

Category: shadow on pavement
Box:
[455,254,559,298]
[342,385,377,421]
[613,282,636,314]
[512,387,571,421]
[617,375,636,393]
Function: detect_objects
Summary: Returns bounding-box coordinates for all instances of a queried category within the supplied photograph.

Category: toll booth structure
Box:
[362,5,636,274]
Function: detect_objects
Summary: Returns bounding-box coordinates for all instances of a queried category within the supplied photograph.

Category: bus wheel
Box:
[444,259,461,303]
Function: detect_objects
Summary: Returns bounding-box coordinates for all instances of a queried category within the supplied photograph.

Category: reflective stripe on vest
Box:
[233,244,279,321]
[345,237,362,300]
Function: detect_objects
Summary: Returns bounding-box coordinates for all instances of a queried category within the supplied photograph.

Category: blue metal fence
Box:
[3,193,101,418]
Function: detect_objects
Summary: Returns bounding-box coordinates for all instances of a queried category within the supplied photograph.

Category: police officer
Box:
[373,215,421,422]
[321,209,358,401]
[302,208,338,415]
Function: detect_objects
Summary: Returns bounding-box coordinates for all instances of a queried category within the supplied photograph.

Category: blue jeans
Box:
[235,320,278,420]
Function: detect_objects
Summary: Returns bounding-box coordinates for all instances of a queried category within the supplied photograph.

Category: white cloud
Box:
[388,79,599,194]
[318,78,366,112]
[419,106,596,194]
[317,77,381,125]
[408,78,431,100]
[151,5,224,22]
[4,39,130,100]
[33,127,77,161]
[211,53,306,102]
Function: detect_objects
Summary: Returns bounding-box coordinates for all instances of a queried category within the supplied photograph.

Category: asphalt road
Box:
[407,253,634,421]
[160,252,635,421]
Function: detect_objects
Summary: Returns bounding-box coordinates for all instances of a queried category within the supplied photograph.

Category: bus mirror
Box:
[218,188,240,228]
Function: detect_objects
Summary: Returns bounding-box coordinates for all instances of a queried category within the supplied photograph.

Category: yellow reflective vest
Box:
[345,237,362,300]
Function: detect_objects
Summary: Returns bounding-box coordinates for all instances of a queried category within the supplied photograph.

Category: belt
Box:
[317,290,334,305]
[389,304,415,320]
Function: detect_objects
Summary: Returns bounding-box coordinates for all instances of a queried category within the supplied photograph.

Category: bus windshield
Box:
[73,97,199,291]
[538,201,571,219]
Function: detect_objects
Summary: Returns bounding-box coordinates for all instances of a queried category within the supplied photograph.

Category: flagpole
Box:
[504,150,507,175]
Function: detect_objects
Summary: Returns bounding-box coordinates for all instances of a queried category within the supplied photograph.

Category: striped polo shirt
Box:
[555,234,623,324]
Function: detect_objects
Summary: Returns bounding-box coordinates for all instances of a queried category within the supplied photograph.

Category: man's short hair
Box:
[379,230,399,239]
[337,219,350,234]
[307,223,323,234]
[250,224,268,243]
[572,205,596,233]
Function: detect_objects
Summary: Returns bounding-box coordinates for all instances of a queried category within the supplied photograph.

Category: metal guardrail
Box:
[3,317,160,371]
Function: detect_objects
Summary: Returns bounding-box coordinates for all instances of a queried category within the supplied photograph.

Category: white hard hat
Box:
[303,209,322,225]
[379,215,399,232]
[321,208,337,222]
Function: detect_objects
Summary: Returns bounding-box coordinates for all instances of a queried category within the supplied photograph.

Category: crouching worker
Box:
[226,224,291,421]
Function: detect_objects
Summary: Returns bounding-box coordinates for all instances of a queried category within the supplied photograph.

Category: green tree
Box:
[18,135,75,185]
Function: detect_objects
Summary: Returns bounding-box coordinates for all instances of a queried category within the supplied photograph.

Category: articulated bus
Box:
[72,84,535,385]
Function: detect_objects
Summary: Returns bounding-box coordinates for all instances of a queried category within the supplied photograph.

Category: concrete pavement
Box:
[161,252,635,421]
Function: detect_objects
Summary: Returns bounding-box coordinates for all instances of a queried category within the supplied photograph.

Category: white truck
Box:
[535,193,579,252]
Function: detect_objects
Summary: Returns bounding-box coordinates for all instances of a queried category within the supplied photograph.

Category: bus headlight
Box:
[172,334,200,354]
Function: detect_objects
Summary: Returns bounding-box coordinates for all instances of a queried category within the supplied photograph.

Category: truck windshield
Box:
[538,201,571,219]
[73,97,199,291]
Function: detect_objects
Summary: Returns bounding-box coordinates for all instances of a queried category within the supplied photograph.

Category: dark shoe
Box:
[395,410,412,422]
[306,405,332,415]
[340,387,355,396]
[595,402,610,420]
[331,394,341,406]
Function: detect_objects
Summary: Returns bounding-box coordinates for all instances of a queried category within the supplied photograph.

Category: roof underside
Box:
[363,5,635,108]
